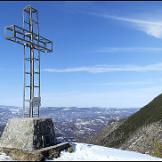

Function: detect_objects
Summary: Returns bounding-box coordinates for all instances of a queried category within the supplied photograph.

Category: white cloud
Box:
[88,12,162,39]
[44,62,162,73]
[109,16,162,38]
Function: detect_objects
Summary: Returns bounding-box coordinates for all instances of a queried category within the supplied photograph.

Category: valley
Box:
[0,106,138,143]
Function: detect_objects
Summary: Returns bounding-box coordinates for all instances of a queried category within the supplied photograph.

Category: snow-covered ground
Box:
[53,143,162,161]
[0,153,12,161]
[0,143,162,161]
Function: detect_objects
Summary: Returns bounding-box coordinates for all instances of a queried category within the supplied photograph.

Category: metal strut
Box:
[5,5,53,118]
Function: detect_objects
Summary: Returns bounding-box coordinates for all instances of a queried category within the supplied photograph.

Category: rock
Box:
[67,146,74,153]
[0,118,57,151]
[0,147,43,161]
[0,118,72,160]
[0,141,71,160]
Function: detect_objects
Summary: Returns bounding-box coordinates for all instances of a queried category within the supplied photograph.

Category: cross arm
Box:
[4,25,53,53]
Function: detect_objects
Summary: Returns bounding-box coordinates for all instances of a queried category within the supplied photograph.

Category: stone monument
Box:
[0,118,57,151]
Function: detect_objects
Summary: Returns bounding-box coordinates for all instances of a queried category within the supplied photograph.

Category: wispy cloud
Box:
[111,16,162,38]
[93,47,162,53]
[44,62,162,73]
[88,12,162,39]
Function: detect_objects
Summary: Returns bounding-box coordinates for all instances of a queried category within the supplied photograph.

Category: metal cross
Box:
[4,5,53,117]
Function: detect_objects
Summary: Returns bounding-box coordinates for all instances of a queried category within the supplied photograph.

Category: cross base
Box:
[0,118,57,151]
[0,142,72,161]
[0,118,72,160]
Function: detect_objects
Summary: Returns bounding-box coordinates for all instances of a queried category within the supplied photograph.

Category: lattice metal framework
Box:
[5,5,53,117]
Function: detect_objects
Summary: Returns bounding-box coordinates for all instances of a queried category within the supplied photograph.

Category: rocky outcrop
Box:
[90,93,162,157]
[120,120,162,155]
[91,119,162,157]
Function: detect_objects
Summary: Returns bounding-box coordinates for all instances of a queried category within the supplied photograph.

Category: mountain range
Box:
[0,106,137,143]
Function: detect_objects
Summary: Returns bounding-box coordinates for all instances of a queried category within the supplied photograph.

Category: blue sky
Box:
[1,1,162,108]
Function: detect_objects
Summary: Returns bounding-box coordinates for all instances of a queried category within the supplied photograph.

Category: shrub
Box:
[153,140,162,158]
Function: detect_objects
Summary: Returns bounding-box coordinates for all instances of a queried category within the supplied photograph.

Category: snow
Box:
[0,153,12,161]
[52,143,162,161]
[0,143,162,161]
